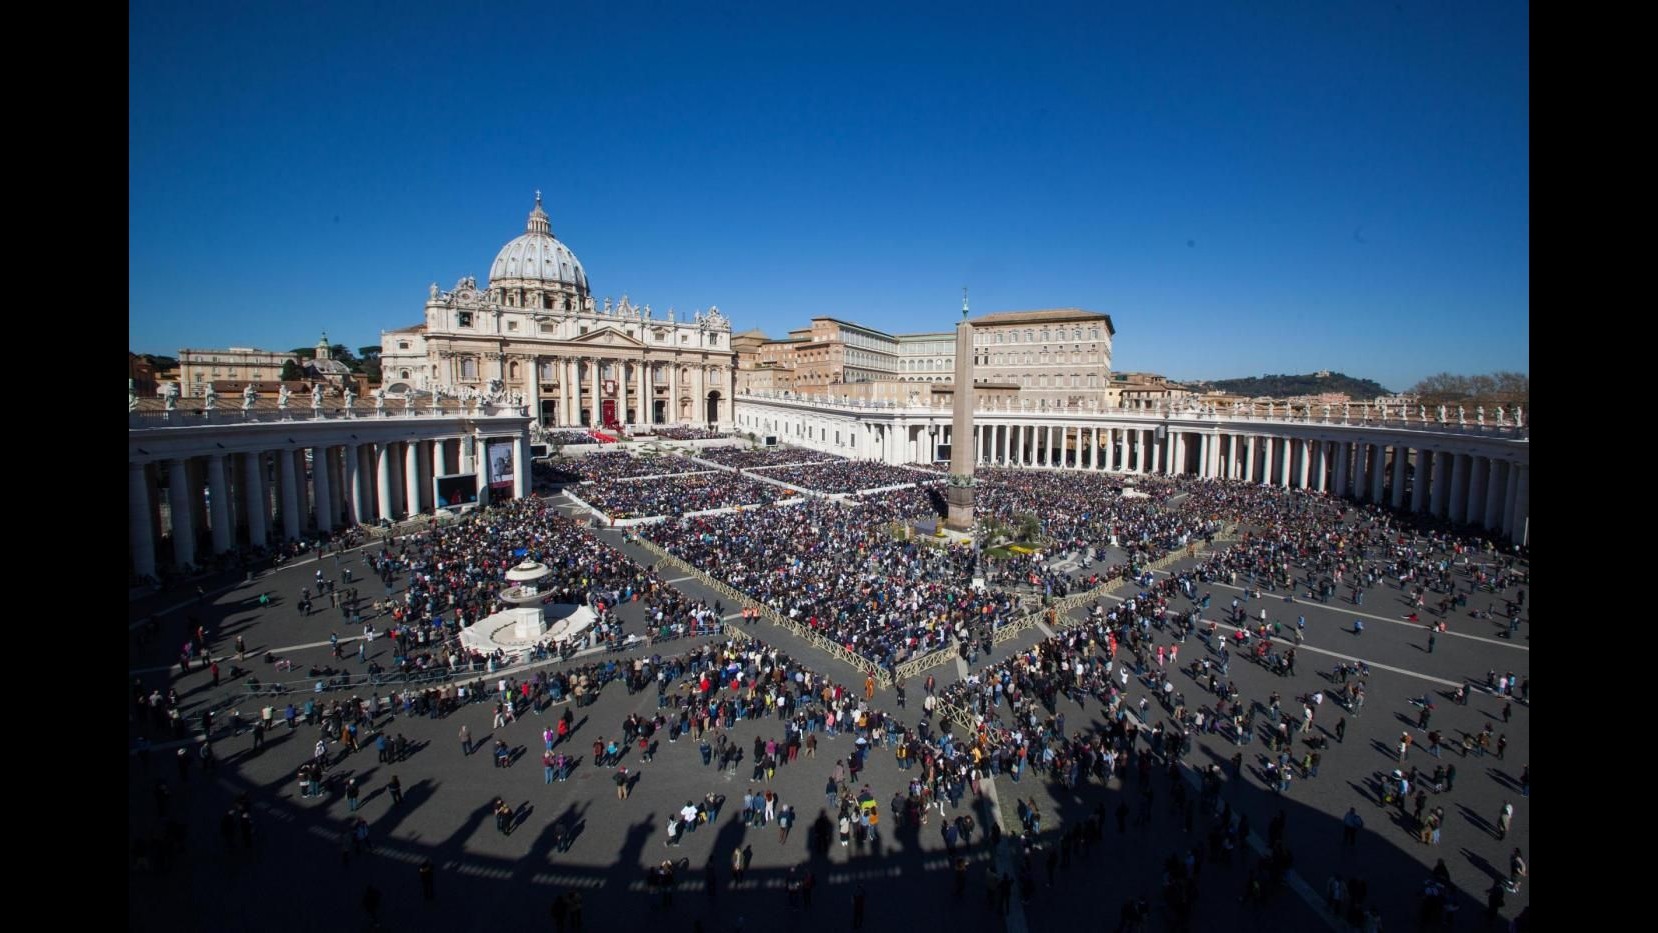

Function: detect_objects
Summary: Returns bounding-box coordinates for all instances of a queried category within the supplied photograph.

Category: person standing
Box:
[459,723,472,756]
[388,774,403,806]
[1335,716,1346,744]
[1496,801,1513,840]
[419,859,435,900]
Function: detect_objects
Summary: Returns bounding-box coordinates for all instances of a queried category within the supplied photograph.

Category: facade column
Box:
[1370,445,1386,503]
[243,452,269,546]
[405,438,423,517]
[1333,443,1350,498]
[1391,444,1409,509]
[312,446,334,532]
[590,357,603,427]
[1449,453,1471,523]
[376,443,395,522]
[206,453,232,553]
[1482,459,1506,531]
[693,363,707,426]
[638,357,650,426]
[561,358,574,426]
[1409,450,1429,513]
[130,462,157,580]
[1464,456,1488,527]
[279,450,301,540]
[525,356,541,426]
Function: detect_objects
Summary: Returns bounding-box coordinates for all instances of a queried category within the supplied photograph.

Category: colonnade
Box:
[128,414,533,582]
[734,398,1531,545]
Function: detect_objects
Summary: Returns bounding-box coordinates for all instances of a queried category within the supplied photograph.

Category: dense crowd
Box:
[545,430,601,446]
[752,460,944,495]
[696,446,847,469]
[644,500,1028,671]
[568,450,711,481]
[651,426,731,440]
[576,473,789,519]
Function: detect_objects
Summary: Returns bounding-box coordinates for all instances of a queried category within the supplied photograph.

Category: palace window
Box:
[398,341,410,350]
[461,358,478,379]
[508,320,518,331]
[457,312,473,328]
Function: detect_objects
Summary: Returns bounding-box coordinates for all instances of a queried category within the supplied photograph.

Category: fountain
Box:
[458,559,597,659]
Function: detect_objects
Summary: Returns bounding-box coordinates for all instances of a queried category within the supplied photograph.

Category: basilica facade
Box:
[380,194,736,429]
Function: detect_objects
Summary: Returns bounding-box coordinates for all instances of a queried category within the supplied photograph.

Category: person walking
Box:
[459,723,472,756]
[1335,716,1346,744]
[1496,801,1514,840]
[388,774,403,806]
[1342,808,1363,845]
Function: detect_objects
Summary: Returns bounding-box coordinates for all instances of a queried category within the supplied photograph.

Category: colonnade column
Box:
[1370,445,1387,503]
[1314,441,1328,492]
[167,458,198,566]
[405,439,423,517]
[1449,454,1471,523]
[1430,450,1452,517]
[312,446,334,532]
[1280,440,1292,487]
[1262,437,1275,486]
[130,462,157,580]
[515,428,531,500]
[1506,464,1528,544]
[1245,436,1257,482]
[1298,439,1311,488]
[1333,444,1350,498]
[279,451,301,541]
[1464,456,1488,527]
[1410,450,1429,514]
[376,443,395,522]
[1482,460,1506,531]
[343,446,362,526]
[1391,445,1409,509]
[204,453,232,554]
[243,453,268,547]
[1352,444,1369,501]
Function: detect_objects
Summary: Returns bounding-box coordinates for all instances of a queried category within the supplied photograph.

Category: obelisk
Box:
[945,289,976,532]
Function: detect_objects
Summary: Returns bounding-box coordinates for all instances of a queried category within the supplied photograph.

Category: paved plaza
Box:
[129,482,1529,933]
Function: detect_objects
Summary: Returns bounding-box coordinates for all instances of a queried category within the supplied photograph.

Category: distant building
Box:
[178,346,294,397]
[736,307,1116,412]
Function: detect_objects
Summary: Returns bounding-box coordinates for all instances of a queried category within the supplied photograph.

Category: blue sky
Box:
[130,1,1528,392]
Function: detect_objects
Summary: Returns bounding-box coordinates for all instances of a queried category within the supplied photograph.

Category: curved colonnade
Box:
[734,393,1530,544]
[126,406,533,581]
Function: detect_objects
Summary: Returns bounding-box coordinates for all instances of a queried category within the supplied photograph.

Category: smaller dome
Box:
[488,192,589,293]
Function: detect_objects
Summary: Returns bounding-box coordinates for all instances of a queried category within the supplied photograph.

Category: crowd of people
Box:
[567,450,710,481]
[576,472,789,519]
[644,500,1029,671]
[650,426,730,441]
[750,460,944,495]
[695,446,846,470]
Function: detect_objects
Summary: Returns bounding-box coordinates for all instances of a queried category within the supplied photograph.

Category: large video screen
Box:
[434,473,479,507]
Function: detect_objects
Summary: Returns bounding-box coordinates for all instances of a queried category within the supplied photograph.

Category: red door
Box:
[601,400,617,427]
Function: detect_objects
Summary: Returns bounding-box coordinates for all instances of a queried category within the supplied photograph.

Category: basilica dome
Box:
[488,193,589,293]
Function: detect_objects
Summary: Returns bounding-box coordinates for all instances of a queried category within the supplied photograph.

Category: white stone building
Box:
[382,194,737,429]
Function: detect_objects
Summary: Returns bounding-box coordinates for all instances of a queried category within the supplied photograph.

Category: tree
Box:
[356,346,382,363]
[280,359,304,382]
[289,347,317,360]
[1408,372,1528,409]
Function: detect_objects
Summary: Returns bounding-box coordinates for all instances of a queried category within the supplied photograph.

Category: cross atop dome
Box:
[526,191,552,237]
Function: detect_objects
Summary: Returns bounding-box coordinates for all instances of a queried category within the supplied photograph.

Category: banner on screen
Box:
[487,440,514,489]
